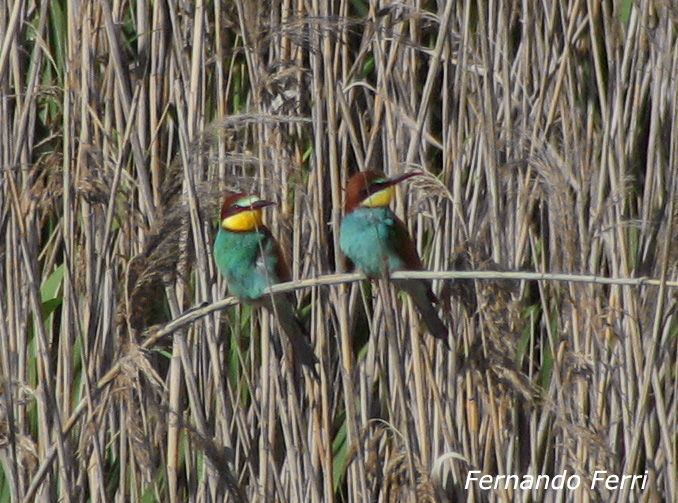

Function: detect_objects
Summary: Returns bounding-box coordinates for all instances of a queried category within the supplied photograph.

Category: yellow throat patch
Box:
[221,196,265,232]
[361,185,395,208]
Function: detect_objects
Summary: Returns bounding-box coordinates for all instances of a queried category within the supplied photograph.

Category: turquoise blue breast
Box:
[214,229,278,300]
[340,207,404,277]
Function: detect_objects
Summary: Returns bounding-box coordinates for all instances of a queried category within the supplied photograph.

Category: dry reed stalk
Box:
[1,1,677,502]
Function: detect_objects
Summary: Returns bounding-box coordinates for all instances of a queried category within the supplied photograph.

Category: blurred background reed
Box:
[1,0,677,501]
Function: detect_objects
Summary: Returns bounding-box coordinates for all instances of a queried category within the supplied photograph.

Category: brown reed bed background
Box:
[1,0,677,501]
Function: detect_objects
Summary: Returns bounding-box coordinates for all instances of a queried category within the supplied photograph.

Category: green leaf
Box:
[41,263,65,302]
[619,0,633,25]
[0,457,9,502]
[540,344,554,391]
[350,0,369,17]
[41,264,64,321]
[48,0,67,83]
[539,304,560,390]
[362,54,375,79]
[140,483,157,503]
[302,142,313,163]
[332,414,349,493]
[516,304,541,368]
[41,298,62,320]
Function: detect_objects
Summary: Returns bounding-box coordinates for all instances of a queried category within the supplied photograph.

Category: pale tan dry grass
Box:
[1,1,677,502]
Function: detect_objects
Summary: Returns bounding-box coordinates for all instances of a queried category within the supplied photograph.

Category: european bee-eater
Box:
[339,170,450,346]
[214,193,319,374]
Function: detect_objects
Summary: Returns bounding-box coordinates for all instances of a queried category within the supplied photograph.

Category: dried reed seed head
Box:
[15,434,39,473]
[443,241,522,321]
[441,248,478,315]
[114,344,168,475]
[407,171,454,202]
[21,157,63,220]
[157,157,185,211]
[127,273,170,332]
[123,210,186,333]
[384,451,437,503]
[259,62,309,114]
[76,151,114,205]
[486,363,540,403]
[346,423,392,483]
[346,423,437,503]
[76,174,111,206]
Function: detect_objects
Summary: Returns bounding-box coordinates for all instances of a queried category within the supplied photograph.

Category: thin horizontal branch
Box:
[388,270,673,287]
[152,269,675,342]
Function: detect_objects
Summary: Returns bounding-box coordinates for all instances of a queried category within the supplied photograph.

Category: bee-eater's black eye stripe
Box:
[365,180,390,197]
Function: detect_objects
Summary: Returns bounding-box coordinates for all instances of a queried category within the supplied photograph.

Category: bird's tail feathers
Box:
[396,279,451,349]
[264,295,320,376]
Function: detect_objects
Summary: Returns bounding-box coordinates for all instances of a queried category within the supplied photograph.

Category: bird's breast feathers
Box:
[214,229,278,300]
[340,207,405,277]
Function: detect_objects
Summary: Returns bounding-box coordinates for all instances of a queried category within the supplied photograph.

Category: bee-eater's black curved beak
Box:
[248,199,276,210]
